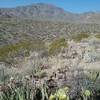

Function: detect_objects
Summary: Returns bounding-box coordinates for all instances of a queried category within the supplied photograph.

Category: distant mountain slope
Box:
[0,3,100,23]
[0,3,76,22]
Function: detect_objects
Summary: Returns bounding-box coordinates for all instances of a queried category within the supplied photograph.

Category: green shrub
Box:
[95,34,100,39]
[0,39,46,63]
[39,71,48,78]
[71,33,90,42]
[48,38,68,55]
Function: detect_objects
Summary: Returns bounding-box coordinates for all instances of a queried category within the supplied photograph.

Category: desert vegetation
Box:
[0,68,100,100]
[71,33,90,42]
[0,35,100,100]
[0,4,100,100]
[95,34,100,39]
[48,38,68,55]
[0,39,46,64]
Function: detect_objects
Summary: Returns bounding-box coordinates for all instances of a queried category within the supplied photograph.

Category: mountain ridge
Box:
[0,3,100,23]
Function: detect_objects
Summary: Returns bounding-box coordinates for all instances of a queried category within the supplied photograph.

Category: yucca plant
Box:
[0,85,33,100]
[0,88,16,100]
[41,83,49,100]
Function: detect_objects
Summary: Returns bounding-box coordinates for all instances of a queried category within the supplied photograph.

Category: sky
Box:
[0,0,100,13]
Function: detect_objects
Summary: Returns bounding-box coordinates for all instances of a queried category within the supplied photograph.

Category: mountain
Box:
[0,3,100,23]
[0,3,76,22]
[78,12,100,23]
